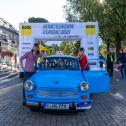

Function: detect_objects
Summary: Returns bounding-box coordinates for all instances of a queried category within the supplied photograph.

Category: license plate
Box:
[45,104,69,110]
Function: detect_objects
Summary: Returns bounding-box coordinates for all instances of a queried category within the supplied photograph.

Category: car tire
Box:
[29,107,40,112]
[22,101,26,106]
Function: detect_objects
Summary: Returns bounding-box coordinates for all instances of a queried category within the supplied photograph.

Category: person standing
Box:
[20,43,40,81]
[99,53,105,68]
[121,48,126,79]
[37,50,46,69]
[118,48,125,79]
[78,48,88,71]
[106,50,114,77]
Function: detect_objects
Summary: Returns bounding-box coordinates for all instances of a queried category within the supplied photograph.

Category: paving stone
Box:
[0,71,126,126]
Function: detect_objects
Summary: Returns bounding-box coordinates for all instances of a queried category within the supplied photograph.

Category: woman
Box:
[78,48,88,71]
[20,43,40,81]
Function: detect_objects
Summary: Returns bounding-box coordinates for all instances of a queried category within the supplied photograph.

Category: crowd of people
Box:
[103,48,126,79]
[20,43,126,81]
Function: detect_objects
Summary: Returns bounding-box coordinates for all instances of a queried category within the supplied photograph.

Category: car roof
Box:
[46,54,77,59]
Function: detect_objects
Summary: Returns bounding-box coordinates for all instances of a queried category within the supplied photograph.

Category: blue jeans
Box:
[121,63,126,79]
[123,63,126,78]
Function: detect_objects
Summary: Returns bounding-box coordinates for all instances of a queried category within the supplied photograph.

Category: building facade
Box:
[0,18,19,53]
[0,18,19,67]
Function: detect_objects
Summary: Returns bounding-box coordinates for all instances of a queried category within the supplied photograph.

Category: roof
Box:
[46,54,77,59]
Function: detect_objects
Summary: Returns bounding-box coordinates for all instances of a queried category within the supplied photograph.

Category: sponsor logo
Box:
[86,25,95,28]
[21,25,32,36]
[21,51,26,54]
[21,47,31,52]
[88,47,94,51]
[22,47,31,50]
[87,42,94,44]
[88,62,96,65]
[85,25,96,35]
[88,53,94,56]
[22,26,31,29]
[22,43,32,45]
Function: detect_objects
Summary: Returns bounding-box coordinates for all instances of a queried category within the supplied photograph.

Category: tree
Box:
[64,0,126,61]
[60,41,80,56]
[51,44,59,52]
[28,17,48,23]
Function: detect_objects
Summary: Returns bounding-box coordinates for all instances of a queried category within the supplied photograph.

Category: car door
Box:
[84,70,109,93]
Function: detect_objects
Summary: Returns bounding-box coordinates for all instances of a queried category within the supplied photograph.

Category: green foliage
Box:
[51,44,59,52]
[64,0,126,60]
[46,47,55,55]
[60,41,80,56]
[28,17,48,23]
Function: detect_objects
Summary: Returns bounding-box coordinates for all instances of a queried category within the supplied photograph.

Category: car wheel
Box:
[22,101,26,106]
[29,107,40,112]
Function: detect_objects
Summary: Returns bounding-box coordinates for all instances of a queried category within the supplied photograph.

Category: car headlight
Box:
[24,81,34,91]
[80,81,89,91]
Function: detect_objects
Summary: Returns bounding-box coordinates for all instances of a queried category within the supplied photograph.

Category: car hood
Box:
[30,70,84,88]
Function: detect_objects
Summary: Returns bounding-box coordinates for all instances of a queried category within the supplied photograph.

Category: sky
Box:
[0,0,66,29]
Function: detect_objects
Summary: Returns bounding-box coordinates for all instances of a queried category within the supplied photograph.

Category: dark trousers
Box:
[107,63,113,77]
[23,72,35,82]
[121,63,126,78]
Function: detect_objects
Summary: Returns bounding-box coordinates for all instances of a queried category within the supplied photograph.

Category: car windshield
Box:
[40,57,80,71]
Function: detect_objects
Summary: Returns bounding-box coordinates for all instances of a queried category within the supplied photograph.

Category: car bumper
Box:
[25,100,93,110]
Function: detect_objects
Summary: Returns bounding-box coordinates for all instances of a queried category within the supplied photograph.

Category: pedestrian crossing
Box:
[0,68,21,90]
[0,68,18,82]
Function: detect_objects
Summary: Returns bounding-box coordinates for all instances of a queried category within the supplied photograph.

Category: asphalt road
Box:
[0,71,126,126]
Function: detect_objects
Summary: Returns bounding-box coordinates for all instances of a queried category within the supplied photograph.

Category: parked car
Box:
[23,55,109,112]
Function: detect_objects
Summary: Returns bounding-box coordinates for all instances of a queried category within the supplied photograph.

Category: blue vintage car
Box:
[23,55,109,111]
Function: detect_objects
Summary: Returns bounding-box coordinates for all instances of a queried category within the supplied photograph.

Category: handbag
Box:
[116,64,122,71]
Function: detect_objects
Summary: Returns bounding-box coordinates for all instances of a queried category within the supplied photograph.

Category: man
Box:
[118,48,124,79]
[120,48,126,79]
[78,48,88,71]
[99,53,105,68]
[106,50,114,77]
[20,43,40,81]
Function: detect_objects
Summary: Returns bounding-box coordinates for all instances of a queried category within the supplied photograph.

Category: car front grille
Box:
[36,88,78,98]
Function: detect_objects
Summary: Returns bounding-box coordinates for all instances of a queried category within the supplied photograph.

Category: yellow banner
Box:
[85,25,96,35]
[21,26,32,36]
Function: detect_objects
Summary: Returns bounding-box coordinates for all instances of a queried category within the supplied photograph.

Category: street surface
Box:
[0,70,126,126]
